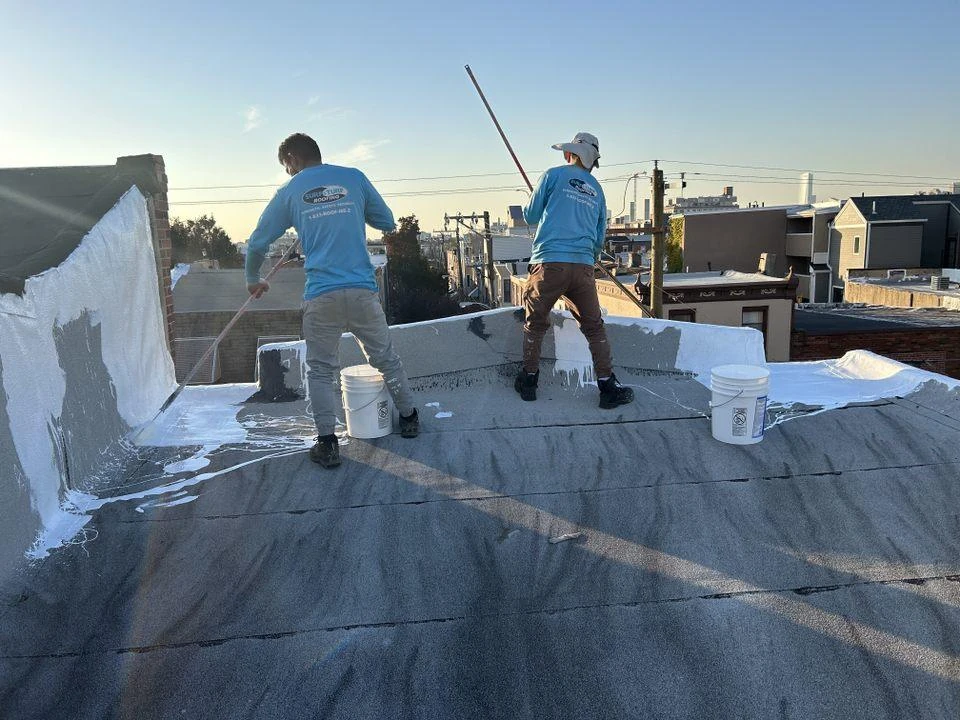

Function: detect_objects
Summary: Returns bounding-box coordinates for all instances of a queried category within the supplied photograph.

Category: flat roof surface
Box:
[3,314,960,717]
[173,267,308,312]
[848,275,960,300]
[796,304,960,330]
[626,270,789,287]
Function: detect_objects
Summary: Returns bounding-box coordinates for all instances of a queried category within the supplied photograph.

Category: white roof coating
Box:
[628,270,789,287]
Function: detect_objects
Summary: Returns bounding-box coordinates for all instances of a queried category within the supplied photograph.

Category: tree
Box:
[170,215,242,268]
[666,215,684,273]
[382,215,461,323]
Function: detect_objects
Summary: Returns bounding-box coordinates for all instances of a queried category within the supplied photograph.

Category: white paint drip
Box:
[162,446,216,474]
[435,412,453,419]
[169,263,191,289]
[82,447,308,514]
[0,189,176,557]
[425,402,440,408]
[24,489,98,560]
[137,493,199,513]
[552,316,595,386]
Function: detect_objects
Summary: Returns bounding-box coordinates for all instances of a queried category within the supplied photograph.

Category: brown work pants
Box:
[521,262,613,377]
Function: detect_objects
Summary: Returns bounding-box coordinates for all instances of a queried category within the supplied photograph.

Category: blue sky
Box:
[2,0,958,242]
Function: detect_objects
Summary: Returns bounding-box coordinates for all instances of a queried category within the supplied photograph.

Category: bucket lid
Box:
[711,364,770,382]
[341,364,383,379]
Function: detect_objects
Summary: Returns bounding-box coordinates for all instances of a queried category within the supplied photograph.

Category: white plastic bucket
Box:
[710,364,770,445]
[340,364,393,439]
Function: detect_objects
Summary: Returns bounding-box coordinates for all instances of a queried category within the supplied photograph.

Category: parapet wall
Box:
[0,189,176,576]
[256,307,766,399]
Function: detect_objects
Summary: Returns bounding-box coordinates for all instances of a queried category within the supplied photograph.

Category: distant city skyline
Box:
[2,0,958,245]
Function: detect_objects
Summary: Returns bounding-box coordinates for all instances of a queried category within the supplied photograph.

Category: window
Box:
[668,309,696,323]
[853,235,861,254]
[741,307,768,342]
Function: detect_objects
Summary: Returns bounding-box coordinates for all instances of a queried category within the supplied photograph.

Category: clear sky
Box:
[2,0,958,243]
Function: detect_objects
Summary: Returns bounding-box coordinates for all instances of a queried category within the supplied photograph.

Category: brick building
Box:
[792,305,960,379]
[173,268,305,383]
[0,155,174,350]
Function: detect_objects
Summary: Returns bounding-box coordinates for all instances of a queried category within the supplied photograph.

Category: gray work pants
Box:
[303,288,415,436]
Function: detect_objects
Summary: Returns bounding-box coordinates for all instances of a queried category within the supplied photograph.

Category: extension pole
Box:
[463,65,654,319]
[134,241,302,439]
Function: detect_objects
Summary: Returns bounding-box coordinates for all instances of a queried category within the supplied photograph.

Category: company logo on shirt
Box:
[568,178,598,197]
[303,185,349,204]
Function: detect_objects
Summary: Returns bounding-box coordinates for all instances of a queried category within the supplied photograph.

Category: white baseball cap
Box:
[552,132,600,170]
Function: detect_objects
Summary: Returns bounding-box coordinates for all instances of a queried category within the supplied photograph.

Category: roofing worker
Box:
[245,133,419,469]
[516,132,634,409]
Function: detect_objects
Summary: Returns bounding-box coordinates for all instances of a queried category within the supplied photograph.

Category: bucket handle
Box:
[344,393,388,414]
[708,388,744,409]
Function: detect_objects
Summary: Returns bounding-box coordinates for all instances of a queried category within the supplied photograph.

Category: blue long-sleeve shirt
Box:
[244,164,396,299]
[523,164,607,266]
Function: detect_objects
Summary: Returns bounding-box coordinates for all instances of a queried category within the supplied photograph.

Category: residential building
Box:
[671,201,840,302]
[666,186,738,215]
[626,270,797,361]
[828,194,960,301]
[447,233,533,304]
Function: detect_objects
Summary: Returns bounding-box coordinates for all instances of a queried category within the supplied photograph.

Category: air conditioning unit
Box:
[886,269,906,281]
[931,275,950,290]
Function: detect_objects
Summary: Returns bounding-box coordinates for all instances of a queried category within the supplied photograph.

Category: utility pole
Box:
[445,211,496,307]
[650,161,666,318]
[455,223,464,295]
[483,211,495,306]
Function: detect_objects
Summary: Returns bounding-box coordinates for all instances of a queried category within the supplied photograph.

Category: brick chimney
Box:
[116,154,175,355]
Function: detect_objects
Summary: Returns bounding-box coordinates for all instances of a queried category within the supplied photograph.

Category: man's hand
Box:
[247,281,270,299]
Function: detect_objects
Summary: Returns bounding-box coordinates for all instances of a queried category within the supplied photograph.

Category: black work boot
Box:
[309,434,341,468]
[514,369,539,401]
[399,409,420,438]
[598,373,634,409]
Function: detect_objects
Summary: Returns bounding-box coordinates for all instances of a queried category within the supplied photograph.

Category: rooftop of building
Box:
[626,269,794,287]
[4,306,960,716]
[173,267,308,313]
[847,194,960,222]
[796,303,960,332]
[847,272,960,300]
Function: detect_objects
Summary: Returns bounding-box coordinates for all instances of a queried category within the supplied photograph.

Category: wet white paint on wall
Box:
[0,188,176,558]
[550,313,766,385]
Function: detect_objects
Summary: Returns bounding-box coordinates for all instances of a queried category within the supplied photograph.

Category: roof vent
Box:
[871,201,877,215]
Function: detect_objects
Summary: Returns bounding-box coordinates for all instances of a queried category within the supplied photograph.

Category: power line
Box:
[667,172,948,188]
[168,173,642,206]
[168,160,656,191]
[660,159,958,183]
